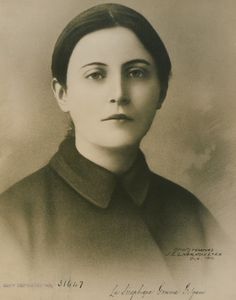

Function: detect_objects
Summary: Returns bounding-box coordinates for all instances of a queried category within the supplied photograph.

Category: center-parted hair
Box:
[51,3,171,101]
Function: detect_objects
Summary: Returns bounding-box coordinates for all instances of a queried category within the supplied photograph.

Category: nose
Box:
[109,73,130,105]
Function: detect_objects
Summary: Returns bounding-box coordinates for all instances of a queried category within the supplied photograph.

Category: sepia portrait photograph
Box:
[0,0,236,299]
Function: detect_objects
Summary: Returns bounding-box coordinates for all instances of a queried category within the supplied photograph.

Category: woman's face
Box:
[56,27,162,149]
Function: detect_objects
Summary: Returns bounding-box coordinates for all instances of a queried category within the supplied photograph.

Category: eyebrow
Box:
[123,59,151,67]
[81,62,107,68]
[81,59,151,69]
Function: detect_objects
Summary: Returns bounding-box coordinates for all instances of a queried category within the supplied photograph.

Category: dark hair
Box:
[51,3,171,99]
[51,3,172,138]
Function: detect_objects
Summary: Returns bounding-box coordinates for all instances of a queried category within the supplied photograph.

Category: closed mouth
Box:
[101,114,133,121]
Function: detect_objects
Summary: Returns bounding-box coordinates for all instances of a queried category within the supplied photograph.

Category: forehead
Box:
[68,26,155,67]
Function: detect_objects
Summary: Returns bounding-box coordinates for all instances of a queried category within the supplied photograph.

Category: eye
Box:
[86,70,105,80]
[127,68,147,79]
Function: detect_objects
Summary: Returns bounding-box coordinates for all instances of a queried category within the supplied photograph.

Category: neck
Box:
[75,136,139,175]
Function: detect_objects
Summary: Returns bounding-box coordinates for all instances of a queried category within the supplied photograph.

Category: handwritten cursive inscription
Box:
[110,284,154,299]
[109,282,205,300]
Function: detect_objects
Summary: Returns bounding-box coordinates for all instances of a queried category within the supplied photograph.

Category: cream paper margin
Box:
[0,0,235,299]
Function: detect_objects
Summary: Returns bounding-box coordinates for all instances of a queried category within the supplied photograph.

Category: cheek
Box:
[132,78,160,99]
[66,87,100,119]
[132,85,160,129]
[132,84,160,112]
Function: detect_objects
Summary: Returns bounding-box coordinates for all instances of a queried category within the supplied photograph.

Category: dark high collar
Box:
[50,138,151,208]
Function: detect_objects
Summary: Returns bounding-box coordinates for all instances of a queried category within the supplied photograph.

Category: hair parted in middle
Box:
[51,3,172,137]
[52,3,171,97]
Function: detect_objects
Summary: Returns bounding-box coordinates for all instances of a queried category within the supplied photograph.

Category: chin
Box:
[93,135,141,150]
[101,141,140,150]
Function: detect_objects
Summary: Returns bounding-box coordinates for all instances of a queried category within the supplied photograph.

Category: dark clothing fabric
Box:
[50,137,150,208]
[0,138,220,280]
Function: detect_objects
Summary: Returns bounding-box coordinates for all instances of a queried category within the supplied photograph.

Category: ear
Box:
[51,78,69,112]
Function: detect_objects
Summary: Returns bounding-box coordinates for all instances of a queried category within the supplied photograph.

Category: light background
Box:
[0,0,236,237]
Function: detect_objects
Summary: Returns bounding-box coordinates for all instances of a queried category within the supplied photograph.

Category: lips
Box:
[101,114,133,121]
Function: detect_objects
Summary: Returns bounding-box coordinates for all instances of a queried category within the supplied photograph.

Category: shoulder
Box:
[145,171,221,238]
[0,164,61,221]
[148,172,201,209]
[0,165,56,269]
[0,165,52,201]
[0,164,64,250]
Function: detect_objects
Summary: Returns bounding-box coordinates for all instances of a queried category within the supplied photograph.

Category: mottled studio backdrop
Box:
[1,0,236,237]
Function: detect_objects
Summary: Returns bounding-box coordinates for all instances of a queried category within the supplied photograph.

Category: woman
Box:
[0,3,222,285]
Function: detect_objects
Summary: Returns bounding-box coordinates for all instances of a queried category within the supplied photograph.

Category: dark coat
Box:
[0,138,221,281]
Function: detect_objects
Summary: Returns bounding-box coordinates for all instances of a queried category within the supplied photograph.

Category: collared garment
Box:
[0,138,222,283]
